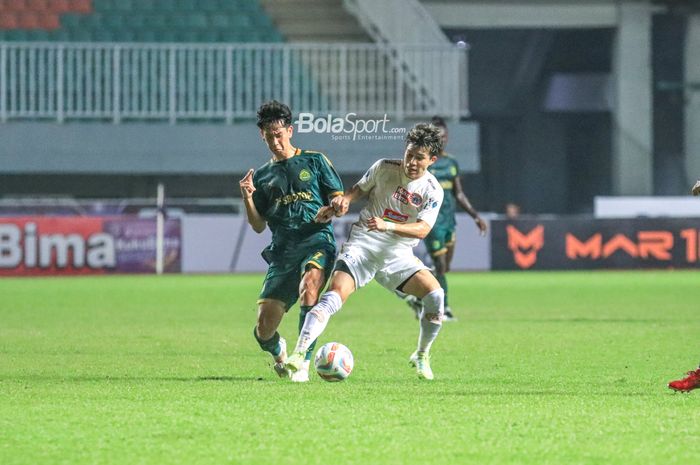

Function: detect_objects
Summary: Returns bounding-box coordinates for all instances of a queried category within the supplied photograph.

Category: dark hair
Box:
[405,123,443,157]
[430,115,447,129]
[256,100,292,129]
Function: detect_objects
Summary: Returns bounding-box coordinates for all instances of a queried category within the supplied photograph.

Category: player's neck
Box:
[271,146,298,162]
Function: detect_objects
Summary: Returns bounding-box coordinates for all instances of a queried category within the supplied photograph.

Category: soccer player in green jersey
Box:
[404,116,487,321]
[239,100,345,382]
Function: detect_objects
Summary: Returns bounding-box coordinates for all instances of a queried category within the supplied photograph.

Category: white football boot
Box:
[409,351,434,380]
[290,360,311,383]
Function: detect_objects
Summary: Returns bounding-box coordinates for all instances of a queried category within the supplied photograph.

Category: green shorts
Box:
[424,225,456,257]
[258,241,336,311]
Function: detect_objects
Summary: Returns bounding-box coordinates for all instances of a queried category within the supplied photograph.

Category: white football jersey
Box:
[355,158,444,248]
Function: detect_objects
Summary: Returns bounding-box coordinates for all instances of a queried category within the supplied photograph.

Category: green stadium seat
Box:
[154,0,176,11]
[1,0,284,44]
[174,0,196,12]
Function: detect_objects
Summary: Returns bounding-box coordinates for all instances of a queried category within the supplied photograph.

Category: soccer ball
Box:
[314,342,354,382]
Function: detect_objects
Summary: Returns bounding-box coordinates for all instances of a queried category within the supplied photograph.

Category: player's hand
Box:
[315,206,335,223]
[239,169,255,199]
[330,195,349,217]
[474,216,488,236]
[367,216,388,232]
[693,180,700,196]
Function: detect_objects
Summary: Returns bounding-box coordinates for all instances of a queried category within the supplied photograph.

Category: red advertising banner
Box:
[0,217,181,276]
[491,217,700,270]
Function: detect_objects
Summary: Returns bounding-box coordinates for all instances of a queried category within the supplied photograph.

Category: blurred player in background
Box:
[240,100,345,382]
[285,123,446,380]
[667,178,700,392]
[401,116,487,321]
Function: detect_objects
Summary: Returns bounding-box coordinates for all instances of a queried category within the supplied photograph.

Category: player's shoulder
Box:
[421,171,443,196]
[253,160,272,178]
[299,149,336,167]
[375,158,402,170]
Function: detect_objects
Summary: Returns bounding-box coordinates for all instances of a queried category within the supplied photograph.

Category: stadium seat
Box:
[68,0,91,14]
[4,0,28,12]
[1,0,284,43]
[27,0,49,11]
[0,13,20,29]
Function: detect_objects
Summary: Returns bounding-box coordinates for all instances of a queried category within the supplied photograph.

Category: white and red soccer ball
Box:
[314,342,354,382]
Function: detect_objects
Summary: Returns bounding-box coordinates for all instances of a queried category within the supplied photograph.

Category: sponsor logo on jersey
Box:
[275,191,313,206]
[392,186,423,207]
[382,208,409,224]
[299,169,312,182]
[422,197,439,210]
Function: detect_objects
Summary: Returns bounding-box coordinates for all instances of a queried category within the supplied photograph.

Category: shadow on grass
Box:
[439,389,657,397]
[2,375,263,382]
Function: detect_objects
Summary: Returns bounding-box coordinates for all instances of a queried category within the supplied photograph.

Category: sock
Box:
[294,291,343,354]
[299,305,317,362]
[417,288,444,354]
[253,327,282,357]
[436,273,449,307]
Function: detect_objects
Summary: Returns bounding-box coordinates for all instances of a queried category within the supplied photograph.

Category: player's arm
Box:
[367,217,432,239]
[316,183,366,223]
[453,175,487,236]
[693,179,700,196]
[239,169,266,233]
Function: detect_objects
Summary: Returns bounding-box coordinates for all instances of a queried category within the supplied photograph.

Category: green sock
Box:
[436,273,449,307]
[299,305,317,362]
[253,327,282,357]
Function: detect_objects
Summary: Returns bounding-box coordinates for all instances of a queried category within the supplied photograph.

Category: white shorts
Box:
[336,225,429,291]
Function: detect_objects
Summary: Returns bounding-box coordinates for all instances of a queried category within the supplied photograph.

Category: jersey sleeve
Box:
[251,172,268,217]
[416,185,444,228]
[450,158,460,179]
[356,159,383,192]
[316,153,344,199]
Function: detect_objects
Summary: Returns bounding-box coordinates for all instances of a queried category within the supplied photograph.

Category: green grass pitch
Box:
[1,271,699,465]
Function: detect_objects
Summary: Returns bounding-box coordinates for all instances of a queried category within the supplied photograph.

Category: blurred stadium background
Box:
[0,0,699,274]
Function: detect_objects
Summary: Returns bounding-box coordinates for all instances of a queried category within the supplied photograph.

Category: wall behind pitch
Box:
[0,121,479,175]
[181,213,491,273]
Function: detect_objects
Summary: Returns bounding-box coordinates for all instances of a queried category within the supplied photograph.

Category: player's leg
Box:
[286,267,357,372]
[400,270,444,380]
[431,251,451,321]
[292,263,327,382]
[254,263,298,378]
[253,298,290,377]
[441,230,457,320]
[377,255,444,380]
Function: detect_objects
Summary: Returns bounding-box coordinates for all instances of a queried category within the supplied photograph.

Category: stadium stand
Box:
[0,0,283,42]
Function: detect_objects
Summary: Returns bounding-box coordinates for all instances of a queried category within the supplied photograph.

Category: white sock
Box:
[417,288,444,354]
[294,291,343,353]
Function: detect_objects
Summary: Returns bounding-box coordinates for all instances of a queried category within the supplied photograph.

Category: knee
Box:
[421,288,445,322]
[299,271,324,305]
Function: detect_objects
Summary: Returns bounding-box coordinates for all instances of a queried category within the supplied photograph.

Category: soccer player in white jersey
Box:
[285,123,446,380]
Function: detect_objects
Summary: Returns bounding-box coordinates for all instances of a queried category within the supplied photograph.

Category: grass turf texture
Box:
[1,272,699,465]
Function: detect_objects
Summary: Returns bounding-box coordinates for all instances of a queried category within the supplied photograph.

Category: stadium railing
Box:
[0,42,469,123]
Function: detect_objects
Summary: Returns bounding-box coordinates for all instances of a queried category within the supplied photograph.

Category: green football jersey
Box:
[252,149,344,254]
[427,154,459,229]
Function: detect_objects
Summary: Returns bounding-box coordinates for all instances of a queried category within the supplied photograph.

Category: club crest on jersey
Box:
[392,186,423,207]
[299,169,312,182]
[382,208,409,223]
